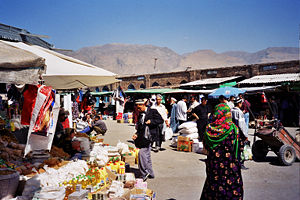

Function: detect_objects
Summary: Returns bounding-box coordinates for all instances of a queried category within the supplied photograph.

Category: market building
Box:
[114,60,299,91]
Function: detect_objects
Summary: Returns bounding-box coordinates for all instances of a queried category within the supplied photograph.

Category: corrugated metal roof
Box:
[241,85,280,92]
[181,76,241,86]
[0,23,53,49]
[239,73,300,84]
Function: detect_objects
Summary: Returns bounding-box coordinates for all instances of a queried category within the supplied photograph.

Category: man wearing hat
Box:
[170,97,178,133]
[151,94,169,152]
[231,97,248,170]
[132,99,164,181]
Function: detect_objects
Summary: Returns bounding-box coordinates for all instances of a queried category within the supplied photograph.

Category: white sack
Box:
[180,132,199,139]
[179,127,198,134]
[178,121,197,130]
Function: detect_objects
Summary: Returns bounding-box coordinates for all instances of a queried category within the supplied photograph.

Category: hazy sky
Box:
[1,0,299,54]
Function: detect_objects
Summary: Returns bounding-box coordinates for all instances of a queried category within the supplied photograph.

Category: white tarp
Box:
[2,41,118,89]
[181,76,241,86]
[0,40,45,84]
[163,89,215,94]
[241,85,280,92]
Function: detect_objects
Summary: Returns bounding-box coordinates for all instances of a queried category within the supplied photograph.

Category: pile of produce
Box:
[50,146,70,159]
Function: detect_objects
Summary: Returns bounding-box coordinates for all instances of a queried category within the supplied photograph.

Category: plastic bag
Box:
[241,144,252,161]
[34,186,65,200]
[164,127,173,140]
[116,141,129,154]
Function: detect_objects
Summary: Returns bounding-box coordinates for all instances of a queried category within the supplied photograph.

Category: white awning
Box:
[239,73,300,84]
[241,85,280,92]
[2,41,118,89]
[0,41,45,85]
[181,76,241,86]
[164,89,215,94]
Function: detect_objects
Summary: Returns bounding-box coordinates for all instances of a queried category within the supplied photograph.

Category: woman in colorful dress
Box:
[200,103,244,200]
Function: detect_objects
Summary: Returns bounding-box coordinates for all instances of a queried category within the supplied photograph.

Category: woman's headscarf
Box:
[204,103,239,157]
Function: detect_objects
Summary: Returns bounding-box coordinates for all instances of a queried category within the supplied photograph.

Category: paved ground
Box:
[103,120,300,200]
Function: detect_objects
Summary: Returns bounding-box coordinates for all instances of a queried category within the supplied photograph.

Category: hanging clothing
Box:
[21,85,39,125]
[72,101,80,120]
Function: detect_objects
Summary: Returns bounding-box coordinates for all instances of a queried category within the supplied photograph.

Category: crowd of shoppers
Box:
[130,93,253,199]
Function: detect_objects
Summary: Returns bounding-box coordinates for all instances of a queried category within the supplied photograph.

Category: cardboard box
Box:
[130,188,156,200]
[105,167,117,181]
[122,153,136,166]
[122,155,136,166]
[177,136,193,152]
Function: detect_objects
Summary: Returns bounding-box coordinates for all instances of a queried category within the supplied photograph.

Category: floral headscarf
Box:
[204,103,239,157]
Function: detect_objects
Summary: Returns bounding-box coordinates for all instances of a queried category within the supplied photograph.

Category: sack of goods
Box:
[178,121,198,139]
[178,121,197,130]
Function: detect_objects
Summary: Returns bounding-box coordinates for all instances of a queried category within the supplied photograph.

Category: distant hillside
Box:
[222,47,299,64]
[63,45,299,75]
[64,44,181,75]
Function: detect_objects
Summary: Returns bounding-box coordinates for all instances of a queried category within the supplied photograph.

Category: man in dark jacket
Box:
[191,97,210,141]
[132,99,163,181]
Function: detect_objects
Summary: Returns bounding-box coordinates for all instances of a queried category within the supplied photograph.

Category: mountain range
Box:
[62,44,299,75]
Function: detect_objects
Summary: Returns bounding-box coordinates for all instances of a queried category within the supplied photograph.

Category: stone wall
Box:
[101,60,300,91]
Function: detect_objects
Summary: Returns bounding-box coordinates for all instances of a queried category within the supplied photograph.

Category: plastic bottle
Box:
[119,163,125,174]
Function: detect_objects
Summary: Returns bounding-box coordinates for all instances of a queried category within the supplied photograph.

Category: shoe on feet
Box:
[152,147,159,152]
[241,164,248,170]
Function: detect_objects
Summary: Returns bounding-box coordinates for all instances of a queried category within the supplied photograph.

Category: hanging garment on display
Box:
[64,94,73,128]
[24,86,60,156]
[21,85,39,125]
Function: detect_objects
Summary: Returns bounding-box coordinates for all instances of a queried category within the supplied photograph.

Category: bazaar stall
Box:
[1,41,154,199]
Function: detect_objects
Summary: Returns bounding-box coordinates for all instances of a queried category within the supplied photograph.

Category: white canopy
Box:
[181,76,241,87]
[2,41,118,89]
[0,41,45,85]
[238,73,300,84]
[164,89,215,94]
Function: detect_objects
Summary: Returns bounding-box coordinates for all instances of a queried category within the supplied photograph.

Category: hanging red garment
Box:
[61,118,70,129]
[261,92,268,103]
[21,85,39,125]
[32,86,55,133]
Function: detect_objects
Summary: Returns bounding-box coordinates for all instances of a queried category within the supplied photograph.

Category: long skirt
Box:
[200,131,244,200]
